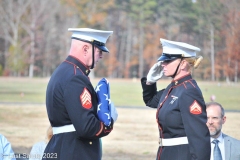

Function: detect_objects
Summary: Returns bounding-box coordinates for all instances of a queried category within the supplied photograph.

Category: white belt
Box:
[159,137,188,146]
[52,124,76,135]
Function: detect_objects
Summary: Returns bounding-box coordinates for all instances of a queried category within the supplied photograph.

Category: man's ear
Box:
[82,44,89,56]
[222,116,226,124]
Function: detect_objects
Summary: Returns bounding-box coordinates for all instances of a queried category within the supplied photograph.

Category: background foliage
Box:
[0,0,239,82]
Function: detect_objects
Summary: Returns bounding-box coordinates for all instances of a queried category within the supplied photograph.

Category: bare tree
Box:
[221,0,240,83]
[41,1,80,77]
[0,0,31,76]
[20,1,51,78]
[210,23,215,81]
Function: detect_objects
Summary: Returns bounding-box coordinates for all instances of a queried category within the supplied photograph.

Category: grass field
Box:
[0,77,239,159]
[0,77,239,110]
[0,105,239,160]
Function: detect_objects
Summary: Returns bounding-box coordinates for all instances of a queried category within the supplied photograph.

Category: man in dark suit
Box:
[206,101,240,160]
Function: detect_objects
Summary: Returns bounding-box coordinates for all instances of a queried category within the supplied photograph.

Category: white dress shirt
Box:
[210,132,225,160]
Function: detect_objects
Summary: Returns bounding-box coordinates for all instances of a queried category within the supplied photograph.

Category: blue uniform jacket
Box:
[141,74,210,160]
[43,55,113,160]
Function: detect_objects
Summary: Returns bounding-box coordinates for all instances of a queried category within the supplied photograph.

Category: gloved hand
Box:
[110,103,118,122]
[146,61,163,83]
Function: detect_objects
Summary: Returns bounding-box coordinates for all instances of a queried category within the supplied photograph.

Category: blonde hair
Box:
[184,56,203,70]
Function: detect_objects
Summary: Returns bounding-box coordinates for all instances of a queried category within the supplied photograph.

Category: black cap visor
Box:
[158,53,182,62]
[95,45,109,53]
[92,40,109,52]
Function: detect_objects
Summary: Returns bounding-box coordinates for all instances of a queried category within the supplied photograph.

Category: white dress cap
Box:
[68,28,113,52]
[158,38,201,62]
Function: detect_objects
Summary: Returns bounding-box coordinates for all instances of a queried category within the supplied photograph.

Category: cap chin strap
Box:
[90,44,95,69]
[171,58,183,79]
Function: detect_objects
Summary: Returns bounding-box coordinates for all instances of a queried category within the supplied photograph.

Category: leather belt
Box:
[159,137,188,146]
[52,124,76,135]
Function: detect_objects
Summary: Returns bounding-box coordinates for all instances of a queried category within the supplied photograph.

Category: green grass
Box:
[198,82,240,110]
[0,77,239,110]
[0,78,48,103]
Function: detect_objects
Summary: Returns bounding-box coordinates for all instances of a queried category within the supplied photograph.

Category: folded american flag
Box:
[95,78,111,126]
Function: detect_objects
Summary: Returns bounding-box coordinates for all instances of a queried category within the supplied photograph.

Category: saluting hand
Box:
[146,61,163,83]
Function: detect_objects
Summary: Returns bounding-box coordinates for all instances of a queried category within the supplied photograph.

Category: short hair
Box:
[206,101,225,117]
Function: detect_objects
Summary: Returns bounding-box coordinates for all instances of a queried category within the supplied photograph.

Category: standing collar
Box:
[65,55,91,76]
[171,74,192,86]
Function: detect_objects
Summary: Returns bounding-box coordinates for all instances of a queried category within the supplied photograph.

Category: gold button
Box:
[105,127,107,130]
[89,141,92,145]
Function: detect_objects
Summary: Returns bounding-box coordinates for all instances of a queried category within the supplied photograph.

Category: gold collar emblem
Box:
[175,81,178,85]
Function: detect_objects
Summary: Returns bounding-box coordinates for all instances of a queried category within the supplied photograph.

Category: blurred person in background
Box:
[141,38,210,160]
[43,28,117,160]
[0,133,16,160]
[206,101,240,160]
[29,126,52,160]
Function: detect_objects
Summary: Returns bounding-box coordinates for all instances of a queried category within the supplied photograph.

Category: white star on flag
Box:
[97,103,102,112]
[95,84,103,92]
[104,113,110,119]
[104,94,111,104]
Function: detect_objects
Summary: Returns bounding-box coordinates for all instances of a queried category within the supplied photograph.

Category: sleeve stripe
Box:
[96,122,103,136]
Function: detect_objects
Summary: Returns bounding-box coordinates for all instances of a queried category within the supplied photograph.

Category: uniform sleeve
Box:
[63,75,113,139]
[141,77,164,108]
[179,88,211,160]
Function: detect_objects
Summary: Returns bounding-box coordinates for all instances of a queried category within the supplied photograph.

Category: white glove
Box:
[110,103,118,122]
[146,61,163,83]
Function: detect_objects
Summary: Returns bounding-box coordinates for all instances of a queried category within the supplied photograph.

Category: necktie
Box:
[212,139,222,160]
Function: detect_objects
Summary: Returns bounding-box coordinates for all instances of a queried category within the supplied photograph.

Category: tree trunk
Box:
[234,61,238,83]
[29,24,35,78]
[138,11,144,78]
[210,23,215,81]
[124,17,132,78]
